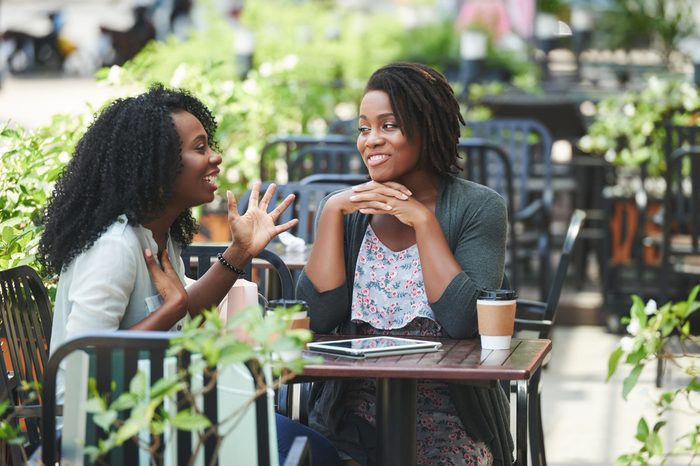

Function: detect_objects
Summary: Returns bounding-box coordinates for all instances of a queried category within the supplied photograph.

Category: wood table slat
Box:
[301,336,551,382]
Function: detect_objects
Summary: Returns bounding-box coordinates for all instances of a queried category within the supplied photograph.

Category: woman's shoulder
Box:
[442,175,506,206]
[92,215,143,251]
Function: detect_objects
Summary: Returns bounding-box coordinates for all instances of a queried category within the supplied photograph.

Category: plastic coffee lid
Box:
[477,289,517,300]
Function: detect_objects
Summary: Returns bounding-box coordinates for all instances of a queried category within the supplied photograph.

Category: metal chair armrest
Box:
[514,318,552,333]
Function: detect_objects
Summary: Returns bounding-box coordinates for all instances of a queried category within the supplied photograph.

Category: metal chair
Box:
[238,181,350,244]
[511,209,586,466]
[0,265,53,461]
[299,173,368,186]
[466,118,555,300]
[457,137,520,291]
[259,134,357,181]
[41,331,311,466]
[181,245,295,300]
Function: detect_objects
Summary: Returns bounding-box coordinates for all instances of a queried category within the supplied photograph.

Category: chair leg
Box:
[529,369,546,466]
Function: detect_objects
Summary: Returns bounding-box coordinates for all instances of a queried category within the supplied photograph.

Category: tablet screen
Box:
[308,336,440,356]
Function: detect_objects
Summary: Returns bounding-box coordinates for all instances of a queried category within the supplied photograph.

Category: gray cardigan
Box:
[297,175,514,465]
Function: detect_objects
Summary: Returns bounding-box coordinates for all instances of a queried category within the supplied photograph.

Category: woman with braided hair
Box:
[298,63,512,465]
[39,84,339,465]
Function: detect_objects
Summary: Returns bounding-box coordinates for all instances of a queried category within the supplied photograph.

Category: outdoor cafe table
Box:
[297,336,552,466]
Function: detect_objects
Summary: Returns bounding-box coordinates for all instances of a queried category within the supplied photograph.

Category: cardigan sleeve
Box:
[430,185,508,339]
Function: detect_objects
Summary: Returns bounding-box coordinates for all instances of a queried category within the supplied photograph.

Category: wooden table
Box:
[298,336,551,466]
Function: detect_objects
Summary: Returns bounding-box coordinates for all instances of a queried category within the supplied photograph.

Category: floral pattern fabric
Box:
[351,225,438,330]
[342,226,493,466]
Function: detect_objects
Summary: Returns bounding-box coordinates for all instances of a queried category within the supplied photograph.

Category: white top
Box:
[50,214,188,357]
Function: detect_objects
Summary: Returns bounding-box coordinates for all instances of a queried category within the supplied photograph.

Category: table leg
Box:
[516,379,529,466]
[376,378,417,466]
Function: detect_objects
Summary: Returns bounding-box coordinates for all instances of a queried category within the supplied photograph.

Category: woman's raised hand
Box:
[227,181,299,258]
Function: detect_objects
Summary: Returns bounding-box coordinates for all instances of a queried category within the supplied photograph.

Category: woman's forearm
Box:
[414,215,462,303]
[184,246,252,315]
[304,203,347,292]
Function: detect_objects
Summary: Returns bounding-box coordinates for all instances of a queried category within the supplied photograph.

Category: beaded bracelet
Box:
[217,252,245,276]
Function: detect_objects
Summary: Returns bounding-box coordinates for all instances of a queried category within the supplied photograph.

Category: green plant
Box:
[597,0,695,59]
[83,305,319,463]
[578,75,700,176]
[0,113,89,292]
[607,285,700,465]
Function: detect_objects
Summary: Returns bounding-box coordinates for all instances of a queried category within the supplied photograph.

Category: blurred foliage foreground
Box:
[0,0,492,284]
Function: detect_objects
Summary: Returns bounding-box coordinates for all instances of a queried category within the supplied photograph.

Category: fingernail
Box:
[400,194,409,200]
[144,248,152,258]
[405,190,412,196]
[349,195,357,201]
[384,204,393,210]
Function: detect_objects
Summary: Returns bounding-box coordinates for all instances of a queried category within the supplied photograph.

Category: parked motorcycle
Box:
[1,10,75,74]
[99,6,156,67]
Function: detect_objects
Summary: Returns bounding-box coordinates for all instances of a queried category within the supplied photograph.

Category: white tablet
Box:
[307,336,442,358]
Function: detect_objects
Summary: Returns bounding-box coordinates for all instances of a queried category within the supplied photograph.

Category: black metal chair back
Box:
[40,331,278,466]
[457,137,519,291]
[299,173,368,186]
[181,245,295,300]
[514,209,586,339]
[660,145,700,301]
[238,181,350,244]
[259,134,357,181]
[288,144,366,181]
[0,265,53,453]
[508,209,585,466]
[466,118,554,300]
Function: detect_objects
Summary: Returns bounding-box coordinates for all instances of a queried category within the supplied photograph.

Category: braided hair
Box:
[39,84,219,275]
[363,62,464,175]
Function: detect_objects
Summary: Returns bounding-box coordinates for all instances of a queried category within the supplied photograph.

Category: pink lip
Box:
[203,170,219,191]
[366,153,390,167]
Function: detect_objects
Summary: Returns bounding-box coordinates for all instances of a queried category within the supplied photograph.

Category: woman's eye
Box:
[358,126,370,134]
[195,145,207,153]
[384,123,398,130]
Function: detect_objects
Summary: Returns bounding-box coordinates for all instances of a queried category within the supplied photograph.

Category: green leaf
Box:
[686,284,700,308]
[636,417,649,442]
[84,397,107,413]
[129,371,147,397]
[170,410,211,431]
[109,392,138,411]
[93,410,117,432]
[687,377,700,392]
[0,400,9,416]
[115,417,144,445]
[150,377,186,400]
[646,431,664,456]
[622,364,644,400]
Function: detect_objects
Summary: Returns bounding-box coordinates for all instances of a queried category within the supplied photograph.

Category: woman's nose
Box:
[209,151,222,165]
[366,129,383,147]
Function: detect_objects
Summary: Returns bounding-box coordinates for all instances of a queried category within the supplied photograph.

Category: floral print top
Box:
[350,225,441,331]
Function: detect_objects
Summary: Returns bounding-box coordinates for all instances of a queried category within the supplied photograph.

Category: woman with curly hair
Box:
[39,84,340,465]
[297,63,512,465]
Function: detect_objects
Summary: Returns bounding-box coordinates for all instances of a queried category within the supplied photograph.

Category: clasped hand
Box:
[335,180,429,227]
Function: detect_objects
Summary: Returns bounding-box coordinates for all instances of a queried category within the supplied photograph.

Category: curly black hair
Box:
[39,84,219,275]
[364,62,464,175]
